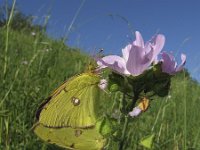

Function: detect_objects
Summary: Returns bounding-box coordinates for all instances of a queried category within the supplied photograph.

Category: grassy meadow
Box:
[0,8,200,150]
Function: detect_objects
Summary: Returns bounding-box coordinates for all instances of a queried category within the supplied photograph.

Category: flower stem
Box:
[118,91,139,150]
[130,92,139,111]
[119,115,129,150]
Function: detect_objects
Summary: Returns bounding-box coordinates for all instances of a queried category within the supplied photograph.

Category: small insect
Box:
[129,97,150,117]
[99,48,104,53]
[138,97,150,112]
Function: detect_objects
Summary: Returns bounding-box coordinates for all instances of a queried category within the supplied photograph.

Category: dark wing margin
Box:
[35,75,80,120]
[36,96,52,120]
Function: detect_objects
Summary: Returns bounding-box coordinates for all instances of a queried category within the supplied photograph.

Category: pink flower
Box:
[161,52,186,75]
[129,106,142,117]
[97,31,165,76]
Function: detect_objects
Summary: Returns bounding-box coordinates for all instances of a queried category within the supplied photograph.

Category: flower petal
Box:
[152,34,165,56]
[150,34,165,63]
[145,45,154,61]
[176,53,186,72]
[129,107,142,117]
[97,55,130,74]
[133,31,144,48]
[96,60,107,70]
[122,44,132,62]
[126,46,151,76]
[161,52,177,75]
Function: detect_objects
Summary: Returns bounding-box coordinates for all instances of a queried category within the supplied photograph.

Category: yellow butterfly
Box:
[33,72,107,150]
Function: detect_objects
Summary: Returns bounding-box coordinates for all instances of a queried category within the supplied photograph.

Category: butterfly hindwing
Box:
[34,123,106,150]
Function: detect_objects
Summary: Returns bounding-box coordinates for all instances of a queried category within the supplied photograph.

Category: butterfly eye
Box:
[71,97,80,106]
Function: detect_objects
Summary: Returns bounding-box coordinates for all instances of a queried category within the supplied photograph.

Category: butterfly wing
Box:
[37,73,101,128]
[33,123,106,150]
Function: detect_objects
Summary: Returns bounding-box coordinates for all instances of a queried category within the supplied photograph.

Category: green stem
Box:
[119,116,129,150]
[3,0,16,78]
[130,92,139,111]
[118,91,139,150]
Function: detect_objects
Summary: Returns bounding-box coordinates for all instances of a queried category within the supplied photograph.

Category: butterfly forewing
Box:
[37,73,101,128]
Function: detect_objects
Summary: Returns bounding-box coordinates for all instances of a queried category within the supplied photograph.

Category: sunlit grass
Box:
[0,26,90,149]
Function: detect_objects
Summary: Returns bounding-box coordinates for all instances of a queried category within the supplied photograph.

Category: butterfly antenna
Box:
[85,48,105,73]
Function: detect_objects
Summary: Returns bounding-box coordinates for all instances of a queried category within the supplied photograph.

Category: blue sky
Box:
[1,0,200,81]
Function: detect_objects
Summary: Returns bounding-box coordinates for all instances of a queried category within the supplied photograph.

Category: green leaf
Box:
[140,134,155,149]
[109,84,119,92]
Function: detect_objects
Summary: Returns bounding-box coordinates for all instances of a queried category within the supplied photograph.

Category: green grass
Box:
[0,27,200,150]
[123,75,200,150]
[0,28,89,149]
